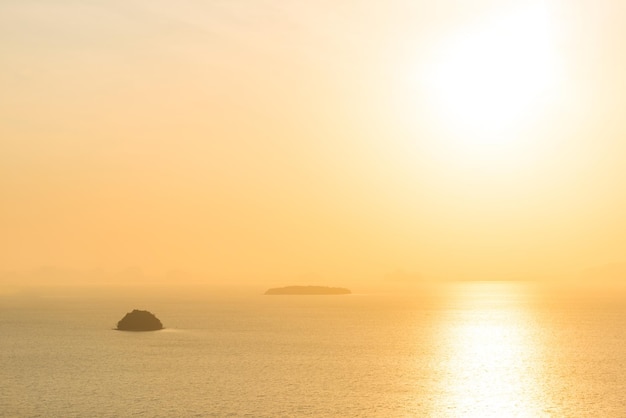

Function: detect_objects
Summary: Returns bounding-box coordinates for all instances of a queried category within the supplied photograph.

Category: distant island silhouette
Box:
[116,309,163,331]
[264,286,351,295]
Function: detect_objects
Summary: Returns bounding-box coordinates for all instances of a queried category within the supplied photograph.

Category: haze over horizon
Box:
[4,0,626,287]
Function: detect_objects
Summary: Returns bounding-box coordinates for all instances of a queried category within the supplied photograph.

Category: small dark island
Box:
[264,286,351,295]
[116,309,163,331]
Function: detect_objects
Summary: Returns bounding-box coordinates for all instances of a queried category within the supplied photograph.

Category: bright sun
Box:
[424,4,559,142]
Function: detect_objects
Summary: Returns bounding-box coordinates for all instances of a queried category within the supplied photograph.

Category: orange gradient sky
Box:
[2,0,626,285]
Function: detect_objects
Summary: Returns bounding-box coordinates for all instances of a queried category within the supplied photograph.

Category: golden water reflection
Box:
[434,282,547,417]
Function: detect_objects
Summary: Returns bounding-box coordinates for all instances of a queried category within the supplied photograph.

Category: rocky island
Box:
[116,309,163,331]
[264,286,351,295]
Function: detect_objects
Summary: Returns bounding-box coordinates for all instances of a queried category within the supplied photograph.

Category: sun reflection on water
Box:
[434,282,546,417]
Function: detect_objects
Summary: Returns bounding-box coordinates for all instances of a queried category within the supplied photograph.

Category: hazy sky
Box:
[3,0,626,285]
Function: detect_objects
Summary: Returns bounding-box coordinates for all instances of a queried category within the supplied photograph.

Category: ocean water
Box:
[2,282,626,417]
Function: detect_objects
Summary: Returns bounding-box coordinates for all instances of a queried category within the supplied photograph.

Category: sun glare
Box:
[434,283,545,417]
[424,4,559,141]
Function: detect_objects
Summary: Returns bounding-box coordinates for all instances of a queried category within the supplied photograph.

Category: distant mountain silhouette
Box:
[384,269,422,282]
[582,263,626,282]
[264,286,351,295]
[116,309,163,331]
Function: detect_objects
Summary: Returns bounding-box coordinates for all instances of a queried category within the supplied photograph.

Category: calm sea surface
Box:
[2,282,626,417]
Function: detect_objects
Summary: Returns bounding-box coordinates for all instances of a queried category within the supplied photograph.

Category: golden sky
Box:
[2,0,626,285]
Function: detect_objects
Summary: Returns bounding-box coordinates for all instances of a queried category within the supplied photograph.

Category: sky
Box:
[2,0,626,287]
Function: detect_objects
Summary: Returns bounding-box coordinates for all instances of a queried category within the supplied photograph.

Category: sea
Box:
[2,281,626,417]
